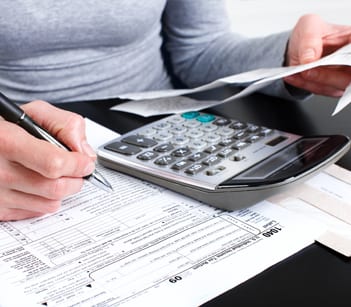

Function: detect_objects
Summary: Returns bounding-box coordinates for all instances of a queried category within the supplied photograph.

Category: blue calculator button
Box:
[196,114,215,123]
[181,111,200,119]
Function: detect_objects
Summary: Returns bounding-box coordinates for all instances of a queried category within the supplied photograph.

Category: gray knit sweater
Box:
[0,0,291,103]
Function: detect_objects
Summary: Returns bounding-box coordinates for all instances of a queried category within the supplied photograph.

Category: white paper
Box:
[270,164,351,256]
[112,44,351,117]
[0,120,324,307]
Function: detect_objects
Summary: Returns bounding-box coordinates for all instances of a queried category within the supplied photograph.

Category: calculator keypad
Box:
[102,111,294,185]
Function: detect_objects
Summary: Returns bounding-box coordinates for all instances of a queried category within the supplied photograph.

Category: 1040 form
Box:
[97,111,350,210]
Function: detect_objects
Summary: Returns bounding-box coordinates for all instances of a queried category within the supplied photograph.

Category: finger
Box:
[295,14,325,64]
[22,100,96,158]
[0,208,45,222]
[0,160,84,200]
[284,74,344,97]
[301,67,351,91]
[0,121,96,179]
[0,189,62,214]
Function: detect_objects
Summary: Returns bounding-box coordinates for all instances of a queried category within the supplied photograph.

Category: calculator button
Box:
[230,121,247,130]
[232,154,246,161]
[172,147,192,157]
[172,136,190,146]
[181,111,200,119]
[213,117,231,126]
[203,134,221,144]
[202,155,221,166]
[232,141,249,150]
[188,140,207,150]
[245,135,262,143]
[259,127,274,136]
[216,127,234,137]
[204,144,221,154]
[218,148,235,158]
[104,142,142,155]
[219,138,235,147]
[246,124,260,133]
[184,120,201,129]
[168,116,185,124]
[139,128,157,137]
[154,132,173,141]
[154,155,177,165]
[169,125,187,135]
[171,160,193,170]
[233,131,250,140]
[188,152,208,161]
[196,114,215,123]
[154,143,174,152]
[185,163,208,175]
[137,151,158,161]
[153,122,171,130]
[200,124,218,133]
[186,129,204,139]
[122,135,157,148]
[206,166,226,176]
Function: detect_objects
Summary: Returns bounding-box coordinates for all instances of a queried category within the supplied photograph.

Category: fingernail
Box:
[81,140,97,158]
[301,48,316,62]
[84,161,96,175]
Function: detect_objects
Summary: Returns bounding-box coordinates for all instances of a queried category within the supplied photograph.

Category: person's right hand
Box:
[0,100,97,221]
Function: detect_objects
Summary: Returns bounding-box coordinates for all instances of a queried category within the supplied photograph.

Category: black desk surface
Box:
[58,89,351,307]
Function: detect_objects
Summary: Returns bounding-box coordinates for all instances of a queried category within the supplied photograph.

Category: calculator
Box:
[97,111,350,210]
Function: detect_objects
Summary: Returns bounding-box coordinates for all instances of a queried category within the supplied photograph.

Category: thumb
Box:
[295,15,325,64]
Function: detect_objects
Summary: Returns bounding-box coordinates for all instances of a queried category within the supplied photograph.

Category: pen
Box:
[0,91,113,192]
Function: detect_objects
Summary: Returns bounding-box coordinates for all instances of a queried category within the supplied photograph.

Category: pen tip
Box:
[86,169,113,192]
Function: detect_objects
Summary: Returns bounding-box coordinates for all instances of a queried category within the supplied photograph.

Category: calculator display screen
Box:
[220,136,344,187]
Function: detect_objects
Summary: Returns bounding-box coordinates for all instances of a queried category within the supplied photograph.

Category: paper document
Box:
[112,43,351,117]
[270,164,351,257]
[0,119,324,307]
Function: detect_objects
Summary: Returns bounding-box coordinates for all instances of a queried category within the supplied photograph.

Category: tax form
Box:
[0,120,324,307]
[112,44,351,117]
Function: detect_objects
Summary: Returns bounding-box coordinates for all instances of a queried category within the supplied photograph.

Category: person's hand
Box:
[0,100,97,221]
[284,14,351,97]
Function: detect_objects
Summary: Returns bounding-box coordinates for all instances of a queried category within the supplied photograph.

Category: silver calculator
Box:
[97,111,350,210]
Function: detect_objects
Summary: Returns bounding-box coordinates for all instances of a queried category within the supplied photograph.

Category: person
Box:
[0,1,351,221]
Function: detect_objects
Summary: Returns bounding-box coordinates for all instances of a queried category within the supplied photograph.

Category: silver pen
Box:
[0,91,113,192]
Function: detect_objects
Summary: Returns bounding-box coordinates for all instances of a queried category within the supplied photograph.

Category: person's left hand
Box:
[284,14,351,97]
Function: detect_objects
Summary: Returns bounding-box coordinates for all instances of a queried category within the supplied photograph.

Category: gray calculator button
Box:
[206,166,226,176]
[203,134,221,144]
[202,155,221,166]
[204,144,221,153]
[232,154,246,161]
[122,135,157,148]
[232,141,249,150]
[186,129,204,139]
[154,155,176,165]
[104,142,142,155]
[213,118,231,126]
[233,131,249,140]
[217,127,234,137]
[154,143,174,152]
[184,120,201,128]
[171,160,193,170]
[172,147,192,157]
[188,152,207,161]
[200,124,218,133]
[259,127,274,136]
[218,147,235,158]
[230,121,247,130]
[185,163,207,175]
[137,151,158,161]
[219,138,235,147]
[139,128,157,137]
[246,135,262,143]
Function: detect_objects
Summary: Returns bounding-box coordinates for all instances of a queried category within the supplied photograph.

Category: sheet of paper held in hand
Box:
[0,119,324,307]
[112,43,351,117]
